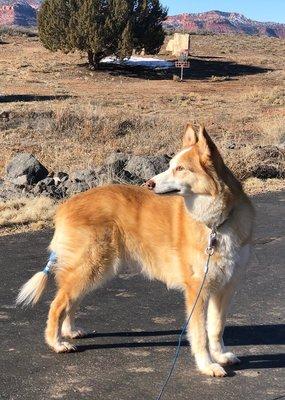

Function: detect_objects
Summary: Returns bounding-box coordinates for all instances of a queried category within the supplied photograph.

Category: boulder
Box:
[64,169,97,196]
[11,174,28,187]
[119,170,144,185]
[54,172,69,185]
[250,145,285,179]
[0,181,25,201]
[45,184,66,199]
[33,177,55,194]
[125,155,170,181]
[105,152,131,175]
[70,169,96,182]
[6,153,48,184]
[65,180,89,196]
[90,164,141,186]
[105,152,130,165]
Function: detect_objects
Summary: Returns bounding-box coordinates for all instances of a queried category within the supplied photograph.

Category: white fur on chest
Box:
[208,230,251,290]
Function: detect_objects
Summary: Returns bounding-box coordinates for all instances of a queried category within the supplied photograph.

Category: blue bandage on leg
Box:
[43,251,57,275]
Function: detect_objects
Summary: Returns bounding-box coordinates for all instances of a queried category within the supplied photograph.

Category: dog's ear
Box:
[182,123,198,148]
[197,125,217,160]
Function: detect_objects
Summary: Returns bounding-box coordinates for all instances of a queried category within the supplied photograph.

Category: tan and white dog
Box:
[17,124,254,377]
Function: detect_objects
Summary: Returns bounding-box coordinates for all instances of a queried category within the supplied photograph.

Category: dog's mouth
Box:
[156,189,181,195]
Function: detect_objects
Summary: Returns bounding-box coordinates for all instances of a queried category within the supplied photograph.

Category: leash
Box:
[155,227,217,400]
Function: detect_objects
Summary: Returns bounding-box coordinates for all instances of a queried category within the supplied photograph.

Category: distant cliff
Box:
[0,0,37,26]
[1,3,285,39]
[164,10,285,39]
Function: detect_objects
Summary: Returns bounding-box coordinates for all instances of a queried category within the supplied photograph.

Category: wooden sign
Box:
[175,61,190,68]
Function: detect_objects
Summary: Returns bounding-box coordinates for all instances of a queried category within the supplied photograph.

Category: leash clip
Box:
[205,227,217,256]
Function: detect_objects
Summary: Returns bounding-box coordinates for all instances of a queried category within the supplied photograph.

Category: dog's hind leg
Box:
[44,262,91,352]
[46,253,119,351]
[45,223,120,352]
[207,282,240,366]
[45,288,76,353]
[61,298,85,339]
[45,264,108,352]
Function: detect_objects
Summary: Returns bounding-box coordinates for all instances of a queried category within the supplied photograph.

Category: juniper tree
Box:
[133,0,167,54]
[38,0,167,69]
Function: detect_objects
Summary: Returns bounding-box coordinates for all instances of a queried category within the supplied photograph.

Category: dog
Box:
[17,124,254,377]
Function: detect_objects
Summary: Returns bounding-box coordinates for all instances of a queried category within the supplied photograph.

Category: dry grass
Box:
[0,32,284,235]
[243,178,285,195]
[243,86,285,106]
[0,196,56,236]
[259,116,285,145]
[1,95,284,179]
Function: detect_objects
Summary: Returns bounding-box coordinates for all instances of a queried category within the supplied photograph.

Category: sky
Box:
[161,1,285,24]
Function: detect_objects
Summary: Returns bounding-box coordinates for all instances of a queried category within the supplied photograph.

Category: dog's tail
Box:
[16,251,57,307]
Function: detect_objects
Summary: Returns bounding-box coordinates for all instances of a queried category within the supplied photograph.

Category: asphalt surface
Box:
[0,191,284,400]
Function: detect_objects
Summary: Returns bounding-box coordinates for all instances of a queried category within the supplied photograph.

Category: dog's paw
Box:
[212,351,240,366]
[200,362,227,377]
[53,341,76,353]
[62,328,86,339]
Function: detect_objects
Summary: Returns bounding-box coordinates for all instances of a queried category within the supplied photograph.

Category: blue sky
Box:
[161,1,285,23]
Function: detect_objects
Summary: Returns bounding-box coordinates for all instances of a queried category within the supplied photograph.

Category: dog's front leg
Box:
[207,282,240,366]
[184,283,227,377]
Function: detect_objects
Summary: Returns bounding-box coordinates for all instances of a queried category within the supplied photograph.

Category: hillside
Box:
[0,2,285,39]
[0,1,36,26]
[0,0,37,26]
[164,10,285,39]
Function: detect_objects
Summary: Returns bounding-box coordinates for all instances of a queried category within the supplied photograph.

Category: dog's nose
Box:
[146,180,156,190]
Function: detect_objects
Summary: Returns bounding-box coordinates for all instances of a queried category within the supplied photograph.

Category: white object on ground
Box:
[100,56,173,70]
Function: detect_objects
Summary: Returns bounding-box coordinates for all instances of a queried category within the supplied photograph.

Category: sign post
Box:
[175,50,190,81]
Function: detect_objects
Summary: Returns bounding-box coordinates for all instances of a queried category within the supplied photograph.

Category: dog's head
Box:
[146,124,240,197]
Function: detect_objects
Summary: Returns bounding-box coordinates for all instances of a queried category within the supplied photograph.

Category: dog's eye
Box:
[176,166,185,171]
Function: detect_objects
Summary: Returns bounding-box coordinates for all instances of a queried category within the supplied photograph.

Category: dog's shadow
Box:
[72,324,285,371]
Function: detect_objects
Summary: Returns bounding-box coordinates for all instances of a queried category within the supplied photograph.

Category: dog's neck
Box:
[184,192,232,228]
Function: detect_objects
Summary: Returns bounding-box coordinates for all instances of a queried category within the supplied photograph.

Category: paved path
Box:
[0,191,284,400]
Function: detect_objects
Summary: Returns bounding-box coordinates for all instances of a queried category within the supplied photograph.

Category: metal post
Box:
[180,65,183,81]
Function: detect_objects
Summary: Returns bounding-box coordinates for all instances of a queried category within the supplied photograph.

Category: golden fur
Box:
[17,124,254,377]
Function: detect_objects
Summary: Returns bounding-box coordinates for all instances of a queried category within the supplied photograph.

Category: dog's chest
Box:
[207,233,251,289]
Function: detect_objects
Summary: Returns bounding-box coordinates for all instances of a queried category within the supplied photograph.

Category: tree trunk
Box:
[87,50,95,69]
[87,51,103,70]
[93,53,102,69]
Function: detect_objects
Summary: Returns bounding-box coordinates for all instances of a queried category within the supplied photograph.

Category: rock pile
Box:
[0,146,284,202]
[0,152,170,201]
